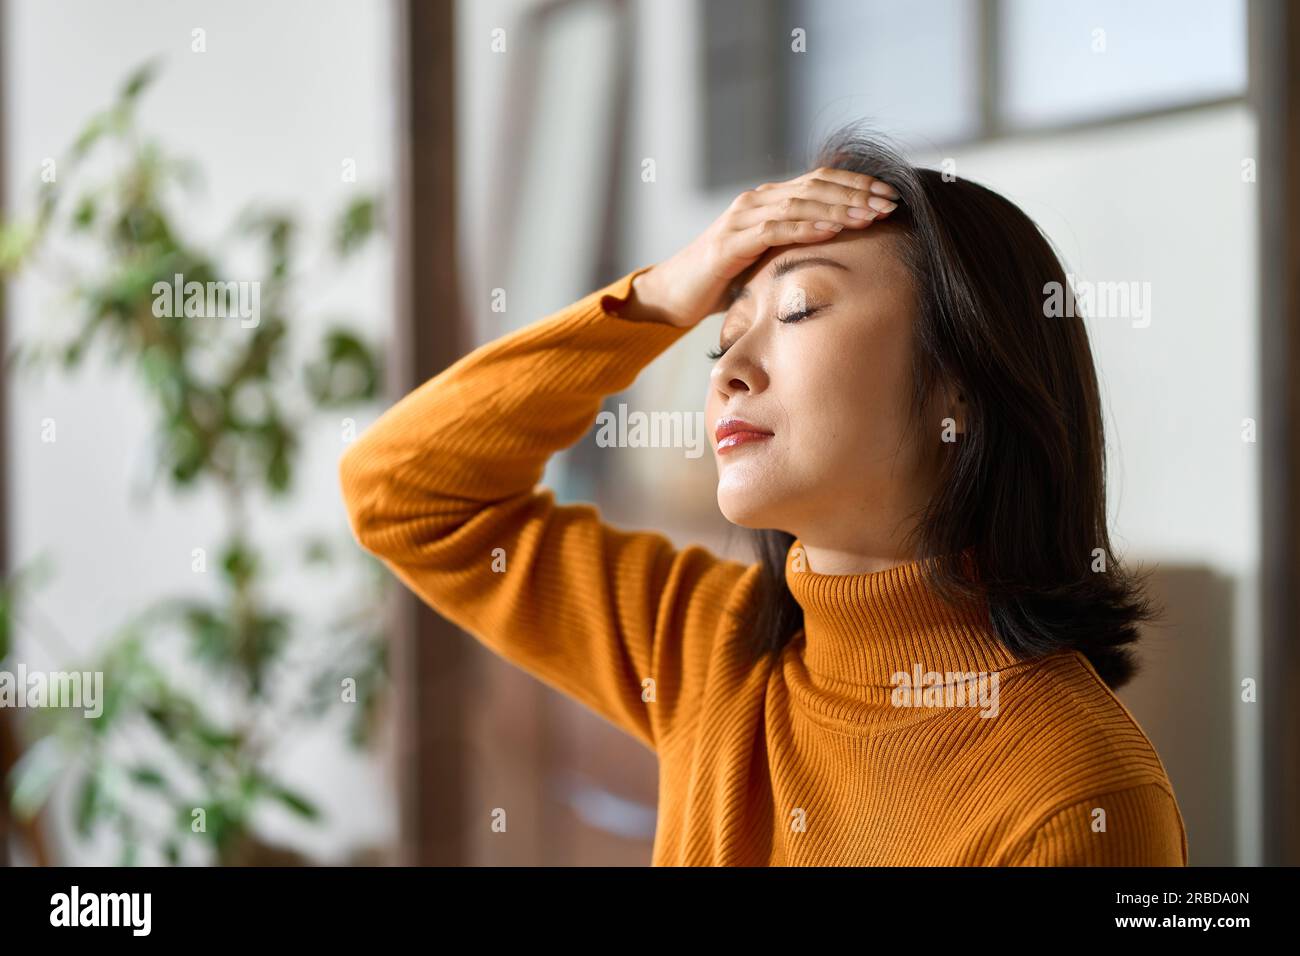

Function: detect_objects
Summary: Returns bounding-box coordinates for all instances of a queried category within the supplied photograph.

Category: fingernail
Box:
[846,207,877,220]
[813,221,842,231]
[869,181,901,200]
[868,196,898,213]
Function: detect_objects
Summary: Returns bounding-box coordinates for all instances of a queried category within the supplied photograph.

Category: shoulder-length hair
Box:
[735,124,1160,690]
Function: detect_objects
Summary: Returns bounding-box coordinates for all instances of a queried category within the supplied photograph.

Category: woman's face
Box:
[705,224,955,560]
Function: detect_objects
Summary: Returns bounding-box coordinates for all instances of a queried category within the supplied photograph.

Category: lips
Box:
[714,417,774,454]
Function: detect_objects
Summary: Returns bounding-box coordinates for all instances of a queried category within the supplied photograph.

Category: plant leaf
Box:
[8,736,65,820]
[120,59,160,103]
[269,784,320,821]
[333,196,383,257]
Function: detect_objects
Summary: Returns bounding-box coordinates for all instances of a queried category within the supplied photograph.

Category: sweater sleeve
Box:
[337,265,752,753]
[1008,783,1188,866]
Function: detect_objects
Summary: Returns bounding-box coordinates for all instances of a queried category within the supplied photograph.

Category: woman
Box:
[338,127,1187,866]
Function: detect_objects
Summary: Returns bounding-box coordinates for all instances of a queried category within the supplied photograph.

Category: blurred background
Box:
[1,0,1295,867]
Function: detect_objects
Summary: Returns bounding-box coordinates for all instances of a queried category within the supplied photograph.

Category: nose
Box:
[718,369,749,395]
[710,341,767,399]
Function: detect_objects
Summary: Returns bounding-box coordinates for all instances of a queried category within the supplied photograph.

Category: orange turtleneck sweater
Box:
[338,264,1188,866]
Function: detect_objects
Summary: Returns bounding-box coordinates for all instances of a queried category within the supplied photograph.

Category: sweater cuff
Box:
[599,262,659,316]
[568,263,694,381]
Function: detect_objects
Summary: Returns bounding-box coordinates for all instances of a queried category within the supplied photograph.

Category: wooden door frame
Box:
[391,0,471,866]
[0,0,11,869]
[1252,0,1300,867]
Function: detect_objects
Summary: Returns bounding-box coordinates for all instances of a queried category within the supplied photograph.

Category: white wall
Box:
[4,0,396,864]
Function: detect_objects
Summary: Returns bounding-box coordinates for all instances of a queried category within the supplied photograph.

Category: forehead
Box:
[725,226,904,307]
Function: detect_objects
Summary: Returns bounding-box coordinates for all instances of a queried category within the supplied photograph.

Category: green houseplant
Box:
[0,60,391,866]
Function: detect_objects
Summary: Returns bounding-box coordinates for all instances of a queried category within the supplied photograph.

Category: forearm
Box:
[338,265,689,556]
[335,265,738,753]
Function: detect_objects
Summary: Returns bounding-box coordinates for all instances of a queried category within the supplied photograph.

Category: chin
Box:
[716,488,779,529]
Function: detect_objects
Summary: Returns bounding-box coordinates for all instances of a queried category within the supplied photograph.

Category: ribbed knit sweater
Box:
[338,264,1188,866]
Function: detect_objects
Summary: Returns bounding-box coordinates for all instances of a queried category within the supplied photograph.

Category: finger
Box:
[738,174,899,221]
[811,165,901,201]
[799,175,899,218]
[732,177,895,228]
[725,218,844,262]
[729,194,878,231]
[756,168,823,192]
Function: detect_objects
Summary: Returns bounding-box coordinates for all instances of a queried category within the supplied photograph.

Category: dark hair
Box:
[734,122,1161,690]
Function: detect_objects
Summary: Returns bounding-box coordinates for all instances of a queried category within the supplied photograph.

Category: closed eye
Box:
[777,306,820,323]
[706,305,823,361]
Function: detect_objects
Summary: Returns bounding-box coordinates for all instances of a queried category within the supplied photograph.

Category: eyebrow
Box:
[726,255,850,306]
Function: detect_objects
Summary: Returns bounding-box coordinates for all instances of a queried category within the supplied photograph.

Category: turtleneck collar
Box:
[783,538,1022,687]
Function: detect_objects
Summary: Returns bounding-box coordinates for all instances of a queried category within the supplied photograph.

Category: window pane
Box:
[785,0,981,157]
[1001,0,1247,128]
[701,0,980,188]
[700,0,789,188]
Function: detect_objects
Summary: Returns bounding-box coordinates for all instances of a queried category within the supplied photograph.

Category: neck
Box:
[783,537,1021,687]
[797,541,919,576]
[792,501,932,576]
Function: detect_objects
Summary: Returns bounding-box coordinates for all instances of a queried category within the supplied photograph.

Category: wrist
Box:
[625,266,690,327]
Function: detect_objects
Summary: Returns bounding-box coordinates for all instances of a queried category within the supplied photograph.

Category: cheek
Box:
[781,328,917,472]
